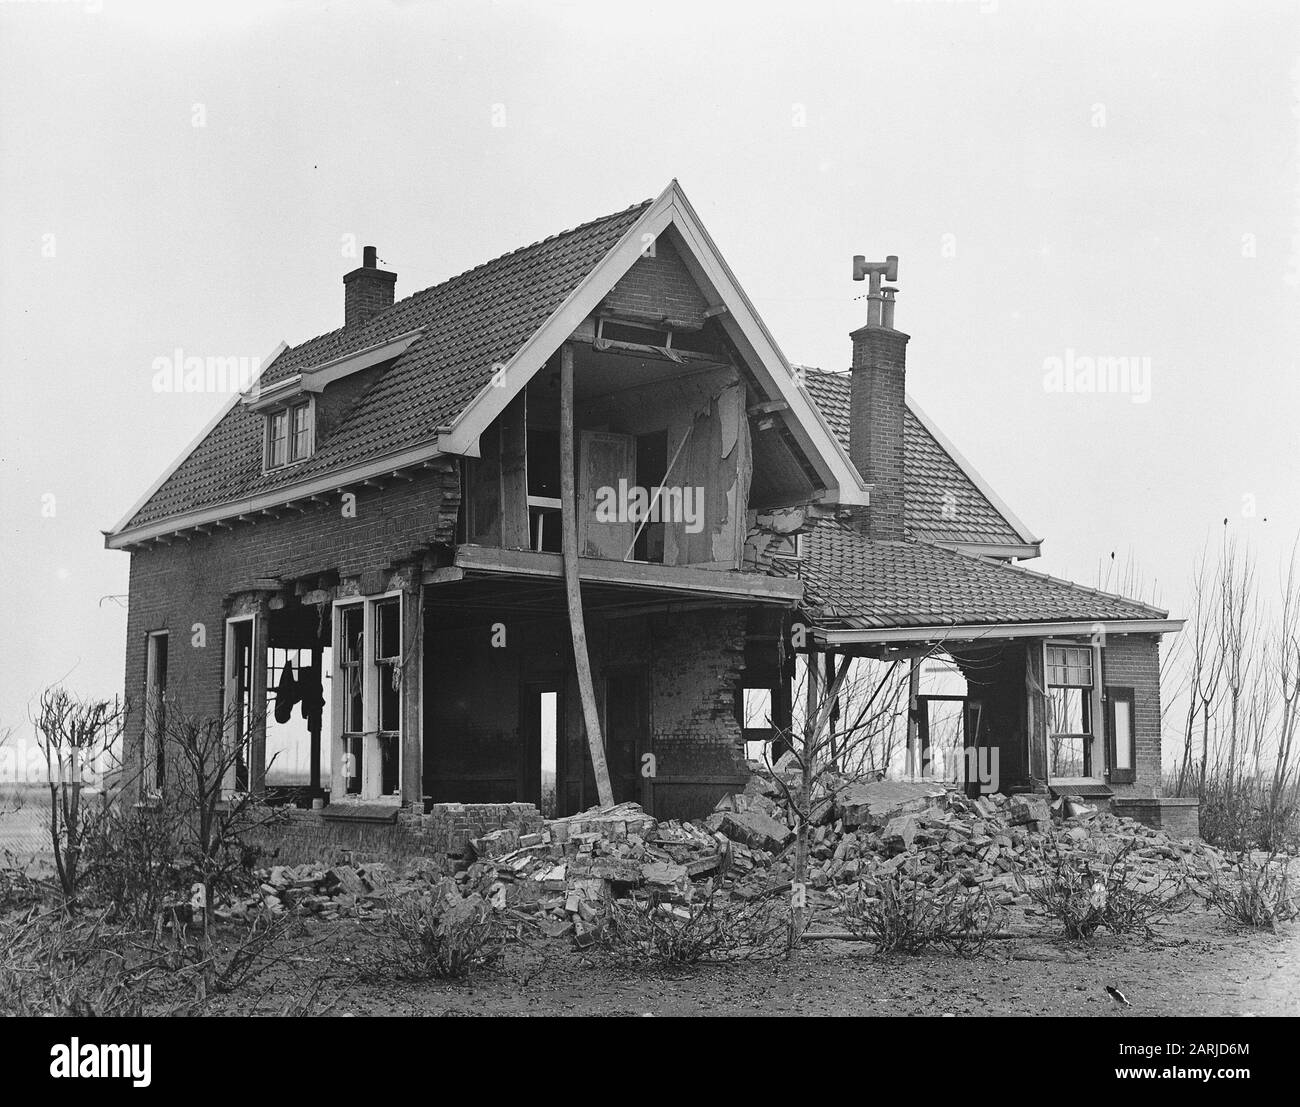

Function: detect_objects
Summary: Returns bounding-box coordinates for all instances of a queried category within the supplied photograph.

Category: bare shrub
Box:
[1203,851,1297,930]
[0,911,154,1017]
[368,885,503,980]
[31,688,125,906]
[1018,841,1189,939]
[0,849,42,914]
[838,869,1004,955]
[596,888,789,966]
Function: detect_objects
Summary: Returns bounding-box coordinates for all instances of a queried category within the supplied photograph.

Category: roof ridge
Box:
[274,199,656,366]
[405,198,654,305]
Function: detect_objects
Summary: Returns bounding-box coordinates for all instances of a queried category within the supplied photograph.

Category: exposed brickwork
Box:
[1112,796,1200,840]
[342,264,396,328]
[1101,634,1163,793]
[849,325,910,541]
[601,238,709,328]
[241,801,542,865]
[121,463,461,787]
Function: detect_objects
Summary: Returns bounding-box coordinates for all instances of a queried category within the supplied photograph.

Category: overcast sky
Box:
[2,0,1297,746]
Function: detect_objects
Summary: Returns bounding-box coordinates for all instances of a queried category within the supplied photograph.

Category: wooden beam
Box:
[560,343,614,808]
[451,545,803,603]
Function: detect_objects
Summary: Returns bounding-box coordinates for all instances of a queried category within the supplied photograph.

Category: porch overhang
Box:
[431,545,804,606]
[813,617,1185,649]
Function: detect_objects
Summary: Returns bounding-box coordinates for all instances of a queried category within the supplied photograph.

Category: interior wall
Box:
[422,595,756,817]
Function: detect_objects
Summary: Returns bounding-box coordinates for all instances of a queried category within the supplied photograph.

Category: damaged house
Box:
[105,181,1187,853]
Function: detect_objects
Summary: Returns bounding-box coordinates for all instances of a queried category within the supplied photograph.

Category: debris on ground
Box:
[229,769,1232,937]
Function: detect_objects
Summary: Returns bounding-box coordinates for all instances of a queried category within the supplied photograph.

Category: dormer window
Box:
[265,399,313,470]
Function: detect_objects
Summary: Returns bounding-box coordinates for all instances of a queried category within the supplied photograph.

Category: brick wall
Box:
[601,238,709,328]
[242,801,542,865]
[425,602,754,820]
[849,325,909,540]
[342,266,396,328]
[1101,633,1164,794]
[121,462,460,784]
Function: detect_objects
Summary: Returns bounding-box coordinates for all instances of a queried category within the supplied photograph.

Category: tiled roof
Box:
[769,517,1167,631]
[122,200,653,530]
[801,368,1032,549]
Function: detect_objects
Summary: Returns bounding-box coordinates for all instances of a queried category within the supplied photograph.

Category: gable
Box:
[801,368,1040,557]
[109,182,869,547]
[110,201,652,539]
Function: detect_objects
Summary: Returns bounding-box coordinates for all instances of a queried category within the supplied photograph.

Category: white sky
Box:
[2,0,1298,743]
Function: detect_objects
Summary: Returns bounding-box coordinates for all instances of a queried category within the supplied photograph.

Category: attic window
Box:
[768,533,804,560]
[599,319,671,347]
[266,399,314,470]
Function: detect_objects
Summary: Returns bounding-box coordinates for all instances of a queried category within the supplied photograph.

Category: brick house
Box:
[105,181,1184,845]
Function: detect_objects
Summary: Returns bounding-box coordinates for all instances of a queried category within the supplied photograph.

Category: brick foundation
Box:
[1111,796,1200,840]
[245,800,544,866]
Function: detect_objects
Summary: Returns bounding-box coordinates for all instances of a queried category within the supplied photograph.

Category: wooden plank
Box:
[560,344,614,807]
[499,392,530,550]
[450,544,803,602]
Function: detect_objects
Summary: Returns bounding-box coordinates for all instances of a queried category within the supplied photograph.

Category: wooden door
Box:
[579,431,635,560]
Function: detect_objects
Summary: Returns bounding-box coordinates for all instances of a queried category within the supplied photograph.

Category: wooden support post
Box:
[400,587,423,806]
[907,657,920,778]
[249,610,269,793]
[825,651,839,772]
[560,343,614,807]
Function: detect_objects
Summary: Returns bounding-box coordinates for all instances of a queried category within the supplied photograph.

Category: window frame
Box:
[1105,685,1137,784]
[1045,642,1100,779]
[143,630,169,796]
[263,397,315,472]
[331,593,403,801]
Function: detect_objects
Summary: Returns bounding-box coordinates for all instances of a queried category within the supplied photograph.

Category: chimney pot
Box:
[363,245,378,268]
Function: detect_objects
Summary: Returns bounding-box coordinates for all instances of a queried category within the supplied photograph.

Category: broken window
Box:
[526,426,561,553]
[741,686,775,761]
[1047,645,1093,777]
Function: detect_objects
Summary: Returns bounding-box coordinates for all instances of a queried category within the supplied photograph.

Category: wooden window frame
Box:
[1105,685,1137,784]
[263,397,315,472]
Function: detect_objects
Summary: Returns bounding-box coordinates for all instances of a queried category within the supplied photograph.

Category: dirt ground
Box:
[206,906,1300,1018]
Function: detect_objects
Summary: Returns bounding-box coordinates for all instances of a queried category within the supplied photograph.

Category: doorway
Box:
[523,682,564,817]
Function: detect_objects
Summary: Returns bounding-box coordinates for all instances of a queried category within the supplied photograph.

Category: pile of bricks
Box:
[229,772,1231,935]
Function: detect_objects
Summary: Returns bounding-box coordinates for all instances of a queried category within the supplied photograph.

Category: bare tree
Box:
[31,688,125,905]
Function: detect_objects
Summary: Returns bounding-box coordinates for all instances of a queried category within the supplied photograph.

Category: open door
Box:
[604,668,647,806]
[963,699,987,798]
[523,682,564,817]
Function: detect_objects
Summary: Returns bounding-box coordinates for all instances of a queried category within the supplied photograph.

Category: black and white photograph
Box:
[0,0,1297,1056]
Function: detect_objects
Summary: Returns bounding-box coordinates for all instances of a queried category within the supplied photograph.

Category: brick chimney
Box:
[849,256,909,541]
[343,246,396,328]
